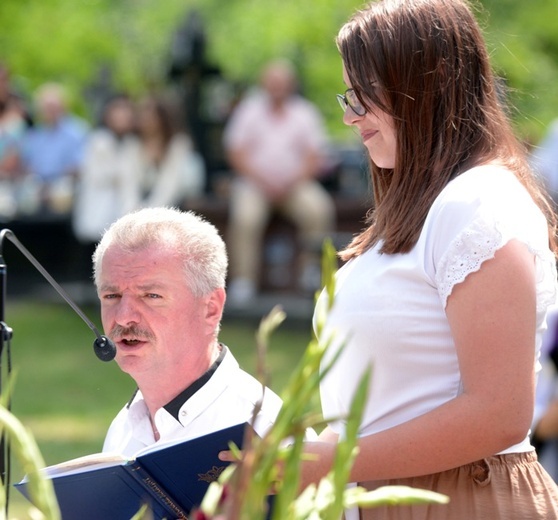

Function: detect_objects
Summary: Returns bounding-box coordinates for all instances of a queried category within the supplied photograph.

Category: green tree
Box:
[0,0,556,140]
[478,0,558,141]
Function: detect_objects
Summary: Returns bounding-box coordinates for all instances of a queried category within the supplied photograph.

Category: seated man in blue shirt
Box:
[20,82,88,215]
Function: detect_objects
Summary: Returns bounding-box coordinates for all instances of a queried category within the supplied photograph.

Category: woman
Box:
[72,93,142,244]
[136,95,205,209]
[304,0,558,518]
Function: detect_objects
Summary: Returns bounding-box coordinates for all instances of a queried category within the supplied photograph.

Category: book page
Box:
[41,452,129,479]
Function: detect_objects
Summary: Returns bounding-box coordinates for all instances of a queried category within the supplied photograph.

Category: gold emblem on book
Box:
[198,465,226,483]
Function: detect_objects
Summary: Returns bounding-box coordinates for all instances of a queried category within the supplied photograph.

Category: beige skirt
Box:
[358,451,558,520]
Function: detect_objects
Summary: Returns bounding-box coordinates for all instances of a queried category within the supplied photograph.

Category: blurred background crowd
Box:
[0,7,377,307]
[0,55,370,304]
[0,1,556,307]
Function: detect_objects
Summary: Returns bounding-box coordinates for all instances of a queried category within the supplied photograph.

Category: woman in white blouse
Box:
[74,94,205,252]
[136,95,205,209]
[301,0,558,518]
[73,94,142,244]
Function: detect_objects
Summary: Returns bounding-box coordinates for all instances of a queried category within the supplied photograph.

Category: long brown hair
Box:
[337,0,557,260]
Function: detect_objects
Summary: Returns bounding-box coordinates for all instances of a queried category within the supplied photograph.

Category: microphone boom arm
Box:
[0,229,116,362]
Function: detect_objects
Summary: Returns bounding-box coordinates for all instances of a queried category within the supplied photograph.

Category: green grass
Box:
[3,299,313,519]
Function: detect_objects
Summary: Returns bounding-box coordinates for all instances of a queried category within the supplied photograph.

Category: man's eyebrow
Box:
[98,283,167,293]
[99,284,118,293]
[137,283,167,292]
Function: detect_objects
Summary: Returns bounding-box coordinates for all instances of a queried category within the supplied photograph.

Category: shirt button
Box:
[181,410,187,417]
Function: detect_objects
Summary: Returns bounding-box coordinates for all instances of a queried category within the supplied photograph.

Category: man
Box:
[93,206,283,457]
[223,59,336,304]
[21,82,88,214]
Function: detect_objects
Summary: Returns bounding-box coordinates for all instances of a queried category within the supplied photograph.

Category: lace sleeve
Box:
[435,211,557,311]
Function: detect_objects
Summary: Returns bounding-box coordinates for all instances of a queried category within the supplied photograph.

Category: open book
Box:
[15,422,248,520]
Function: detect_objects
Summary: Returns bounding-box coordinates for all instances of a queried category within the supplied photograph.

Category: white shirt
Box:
[316,164,557,454]
[72,130,142,242]
[139,134,205,209]
[73,131,205,243]
[103,346,283,457]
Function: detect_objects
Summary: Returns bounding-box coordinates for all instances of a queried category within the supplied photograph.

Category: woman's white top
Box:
[139,134,205,209]
[315,164,557,454]
[73,132,205,242]
[72,130,142,242]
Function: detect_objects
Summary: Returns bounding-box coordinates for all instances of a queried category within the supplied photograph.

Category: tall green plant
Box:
[194,239,448,519]
[0,378,60,520]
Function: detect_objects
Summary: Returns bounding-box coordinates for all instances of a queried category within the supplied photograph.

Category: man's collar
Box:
[163,345,226,420]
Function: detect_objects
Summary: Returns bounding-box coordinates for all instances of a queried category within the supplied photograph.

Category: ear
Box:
[204,287,226,332]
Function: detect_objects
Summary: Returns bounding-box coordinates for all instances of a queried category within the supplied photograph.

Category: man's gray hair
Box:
[93,207,228,297]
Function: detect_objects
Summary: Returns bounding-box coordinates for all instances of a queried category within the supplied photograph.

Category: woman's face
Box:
[138,101,162,135]
[106,99,135,135]
[341,64,397,169]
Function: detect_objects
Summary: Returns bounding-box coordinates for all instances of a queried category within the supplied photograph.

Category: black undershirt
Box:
[164,346,226,420]
[125,345,226,421]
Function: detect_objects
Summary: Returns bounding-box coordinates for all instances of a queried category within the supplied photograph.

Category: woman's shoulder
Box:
[87,128,139,146]
[433,163,532,217]
[168,133,193,151]
[424,162,544,250]
[444,163,520,196]
[427,163,556,309]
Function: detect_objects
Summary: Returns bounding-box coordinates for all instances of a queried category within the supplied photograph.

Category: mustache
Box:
[109,324,155,341]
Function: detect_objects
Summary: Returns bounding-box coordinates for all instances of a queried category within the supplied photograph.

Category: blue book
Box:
[15,422,248,520]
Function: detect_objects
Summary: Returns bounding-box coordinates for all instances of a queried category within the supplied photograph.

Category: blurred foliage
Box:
[0,0,556,141]
[476,0,558,141]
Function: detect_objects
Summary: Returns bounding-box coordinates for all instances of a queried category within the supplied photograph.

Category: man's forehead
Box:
[100,242,187,282]
[103,242,180,263]
[98,279,170,292]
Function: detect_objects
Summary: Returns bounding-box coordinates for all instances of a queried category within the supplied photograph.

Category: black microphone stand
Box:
[0,229,107,342]
[0,228,116,499]
[0,235,12,496]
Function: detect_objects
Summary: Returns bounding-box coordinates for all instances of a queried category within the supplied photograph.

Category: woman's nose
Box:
[343,106,362,126]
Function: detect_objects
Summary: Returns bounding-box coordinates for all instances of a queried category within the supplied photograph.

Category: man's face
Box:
[37,93,65,126]
[97,243,220,385]
[262,65,295,104]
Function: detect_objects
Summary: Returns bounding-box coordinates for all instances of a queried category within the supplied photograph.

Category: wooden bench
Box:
[187,193,370,293]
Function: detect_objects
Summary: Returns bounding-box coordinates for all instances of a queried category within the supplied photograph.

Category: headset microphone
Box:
[0,228,117,362]
[93,335,117,362]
